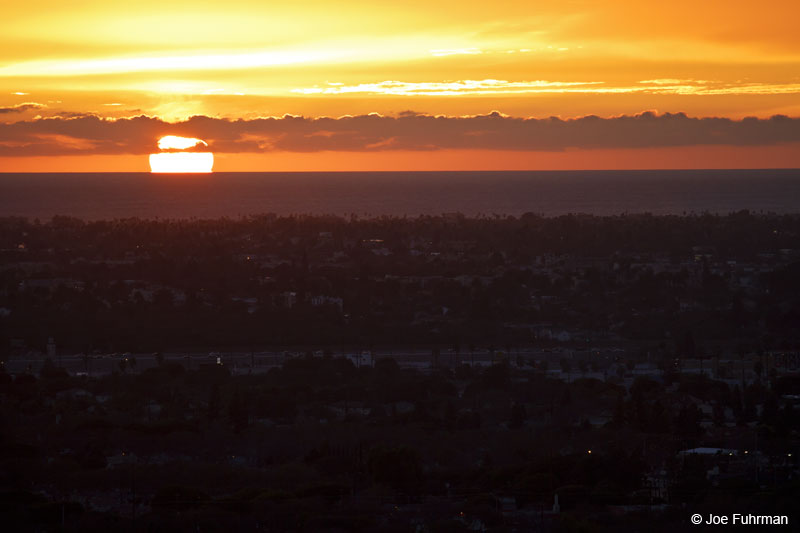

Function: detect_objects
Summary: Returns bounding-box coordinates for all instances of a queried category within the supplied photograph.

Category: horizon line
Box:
[1,167,800,174]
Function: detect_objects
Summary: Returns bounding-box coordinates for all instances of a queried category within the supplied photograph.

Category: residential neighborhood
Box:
[0,212,798,530]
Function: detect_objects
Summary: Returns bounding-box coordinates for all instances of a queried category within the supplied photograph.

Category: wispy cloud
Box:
[2,111,800,156]
[0,102,45,114]
[658,83,800,95]
[429,48,482,57]
[636,79,800,95]
[293,78,800,97]
[293,79,605,96]
[638,78,709,85]
[0,50,341,77]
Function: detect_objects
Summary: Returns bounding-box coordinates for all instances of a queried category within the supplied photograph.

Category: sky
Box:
[1,0,799,171]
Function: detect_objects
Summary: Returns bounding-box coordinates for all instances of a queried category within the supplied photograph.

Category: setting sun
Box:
[149,152,214,173]
[149,135,214,172]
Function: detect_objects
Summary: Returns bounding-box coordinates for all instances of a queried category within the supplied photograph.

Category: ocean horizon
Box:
[1,169,799,220]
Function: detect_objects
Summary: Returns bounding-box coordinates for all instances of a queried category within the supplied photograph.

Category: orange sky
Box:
[2,1,800,170]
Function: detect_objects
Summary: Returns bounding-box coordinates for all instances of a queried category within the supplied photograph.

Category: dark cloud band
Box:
[1,111,799,156]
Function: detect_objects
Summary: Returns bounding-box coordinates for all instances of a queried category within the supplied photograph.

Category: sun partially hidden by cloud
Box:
[150,135,213,173]
[157,135,208,151]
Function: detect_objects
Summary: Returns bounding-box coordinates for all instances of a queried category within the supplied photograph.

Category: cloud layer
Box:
[1,111,800,156]
[292,79,800,97]
[0,102,45,114]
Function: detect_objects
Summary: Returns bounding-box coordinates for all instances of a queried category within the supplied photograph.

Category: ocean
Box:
[1,169,799,220]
